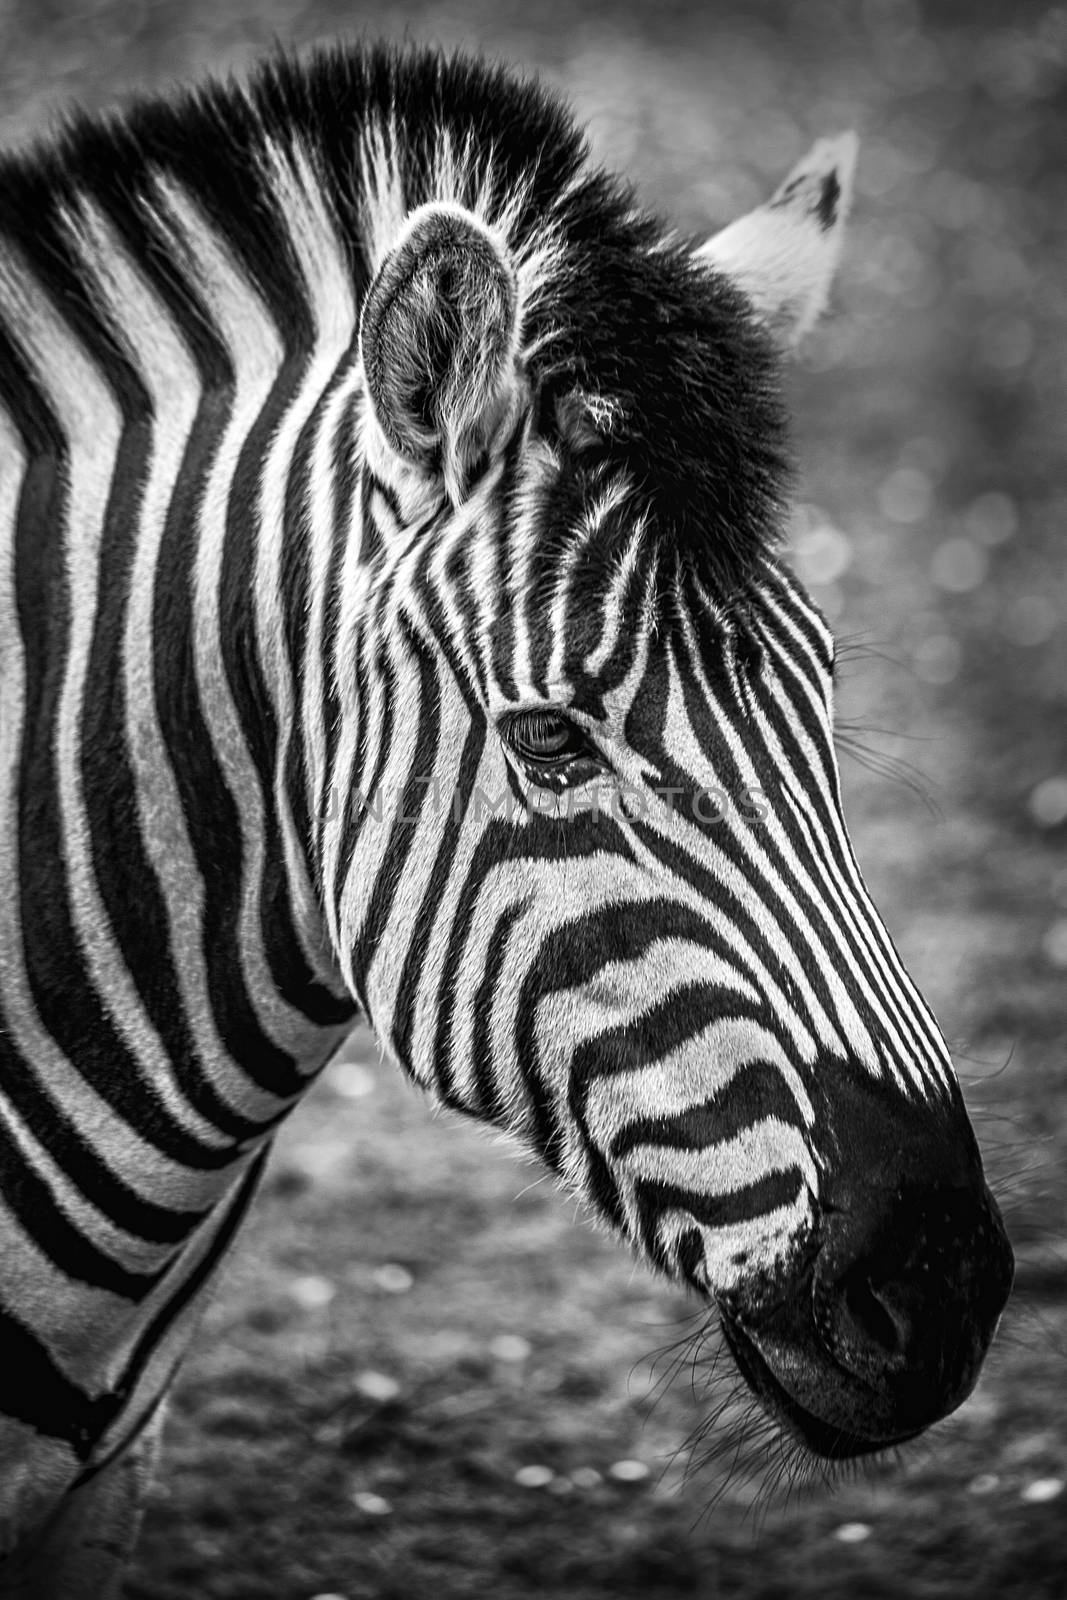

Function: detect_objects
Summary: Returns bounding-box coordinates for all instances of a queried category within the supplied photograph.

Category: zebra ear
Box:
[696,132,858,349]
[360,202,521,496]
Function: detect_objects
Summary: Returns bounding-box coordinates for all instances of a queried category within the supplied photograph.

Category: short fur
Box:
[0,38,1011,1597]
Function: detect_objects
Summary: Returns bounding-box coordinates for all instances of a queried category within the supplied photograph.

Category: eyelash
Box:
[504,709,598,772]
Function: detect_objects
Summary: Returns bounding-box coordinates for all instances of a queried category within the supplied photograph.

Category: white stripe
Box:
[617,1119,818,1201]
[303,367,363,862]
[253,141,357,990]
[544,485,627,689]
[583,522,646,677]
[508,441,548,698]
[656,1195,810,1286]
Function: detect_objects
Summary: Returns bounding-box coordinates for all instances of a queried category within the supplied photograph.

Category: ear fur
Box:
[360,202,522,498]
[696,132,858,348]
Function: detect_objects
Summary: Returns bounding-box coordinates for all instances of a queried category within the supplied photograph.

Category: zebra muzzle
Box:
[717,1179,1013,1459]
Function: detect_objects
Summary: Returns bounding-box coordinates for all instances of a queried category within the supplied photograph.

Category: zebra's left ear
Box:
[360,202,522,498]
[696,132,858,349]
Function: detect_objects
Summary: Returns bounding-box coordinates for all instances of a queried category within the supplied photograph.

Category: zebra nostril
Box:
[813,1180,1014,1401]
[836,1267,915,1366]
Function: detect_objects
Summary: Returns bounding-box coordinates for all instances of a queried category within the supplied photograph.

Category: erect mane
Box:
[0,40,788,592]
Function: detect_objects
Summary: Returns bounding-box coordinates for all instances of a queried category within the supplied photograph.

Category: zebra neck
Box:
[0,158,366,1157]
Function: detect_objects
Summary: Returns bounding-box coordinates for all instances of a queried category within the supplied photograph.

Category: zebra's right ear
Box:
[360,202,522,499]
[696,133,858,349]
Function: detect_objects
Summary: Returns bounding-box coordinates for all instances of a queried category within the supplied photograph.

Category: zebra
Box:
[0,40,1012,1596]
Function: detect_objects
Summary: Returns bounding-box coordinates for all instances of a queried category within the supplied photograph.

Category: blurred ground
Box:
[3,0,1066,1596]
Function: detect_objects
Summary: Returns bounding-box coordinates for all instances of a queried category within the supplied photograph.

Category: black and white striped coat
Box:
[0,42,1011,1595]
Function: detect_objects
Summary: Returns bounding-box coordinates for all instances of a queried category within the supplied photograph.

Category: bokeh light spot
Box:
[794,519,853,586]
[878,466,933,524]
[354,1371,401,1404]
[515,1464,555,1489]
[1029,777,1067,829]
[1003,594,1056,646]
[964,491,1018,545]
[288,1274,336,1311]
[969,1473,1001,1495]
[913,633,962,683]
[351,1490,392,1516]
[1041,920,1067,969]
[373,1263,414,1294]
[1021,1478,1065,1504]
[332,1062,377,1099]
[490,1333,532,1363]
[931,538,988,592]
[608,1458,650,1483]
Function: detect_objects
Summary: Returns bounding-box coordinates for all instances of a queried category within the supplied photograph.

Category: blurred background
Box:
[3,0,1066,1595]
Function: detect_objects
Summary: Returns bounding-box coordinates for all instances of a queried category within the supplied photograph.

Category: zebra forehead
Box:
[511,261,792,604]
[520,497,802,667]
[524,261,790,582]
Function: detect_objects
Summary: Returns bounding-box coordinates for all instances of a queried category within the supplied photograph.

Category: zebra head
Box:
[325,90,1012,1461]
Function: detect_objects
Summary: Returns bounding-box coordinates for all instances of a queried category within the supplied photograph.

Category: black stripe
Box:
[470,902,524,1121]
[0,1108,166,1299]
[633,1169,805,1272]
[0,1033,206,1249]
[392,714,485,1080]
[0,1303,123,1465]
[318,388,363,843]
[323,643,380,1020]
[347,619,440,987]
[487,425,530,704]
[609,1055,806,1161]
[285,344,357,890]
[442,516,493,704]
[70,1142,271,1488]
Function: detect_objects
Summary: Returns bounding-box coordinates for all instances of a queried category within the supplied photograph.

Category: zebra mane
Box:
[0,41,789,595]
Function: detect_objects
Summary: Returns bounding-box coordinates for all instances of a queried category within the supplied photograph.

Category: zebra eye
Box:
[505,709,591,767]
